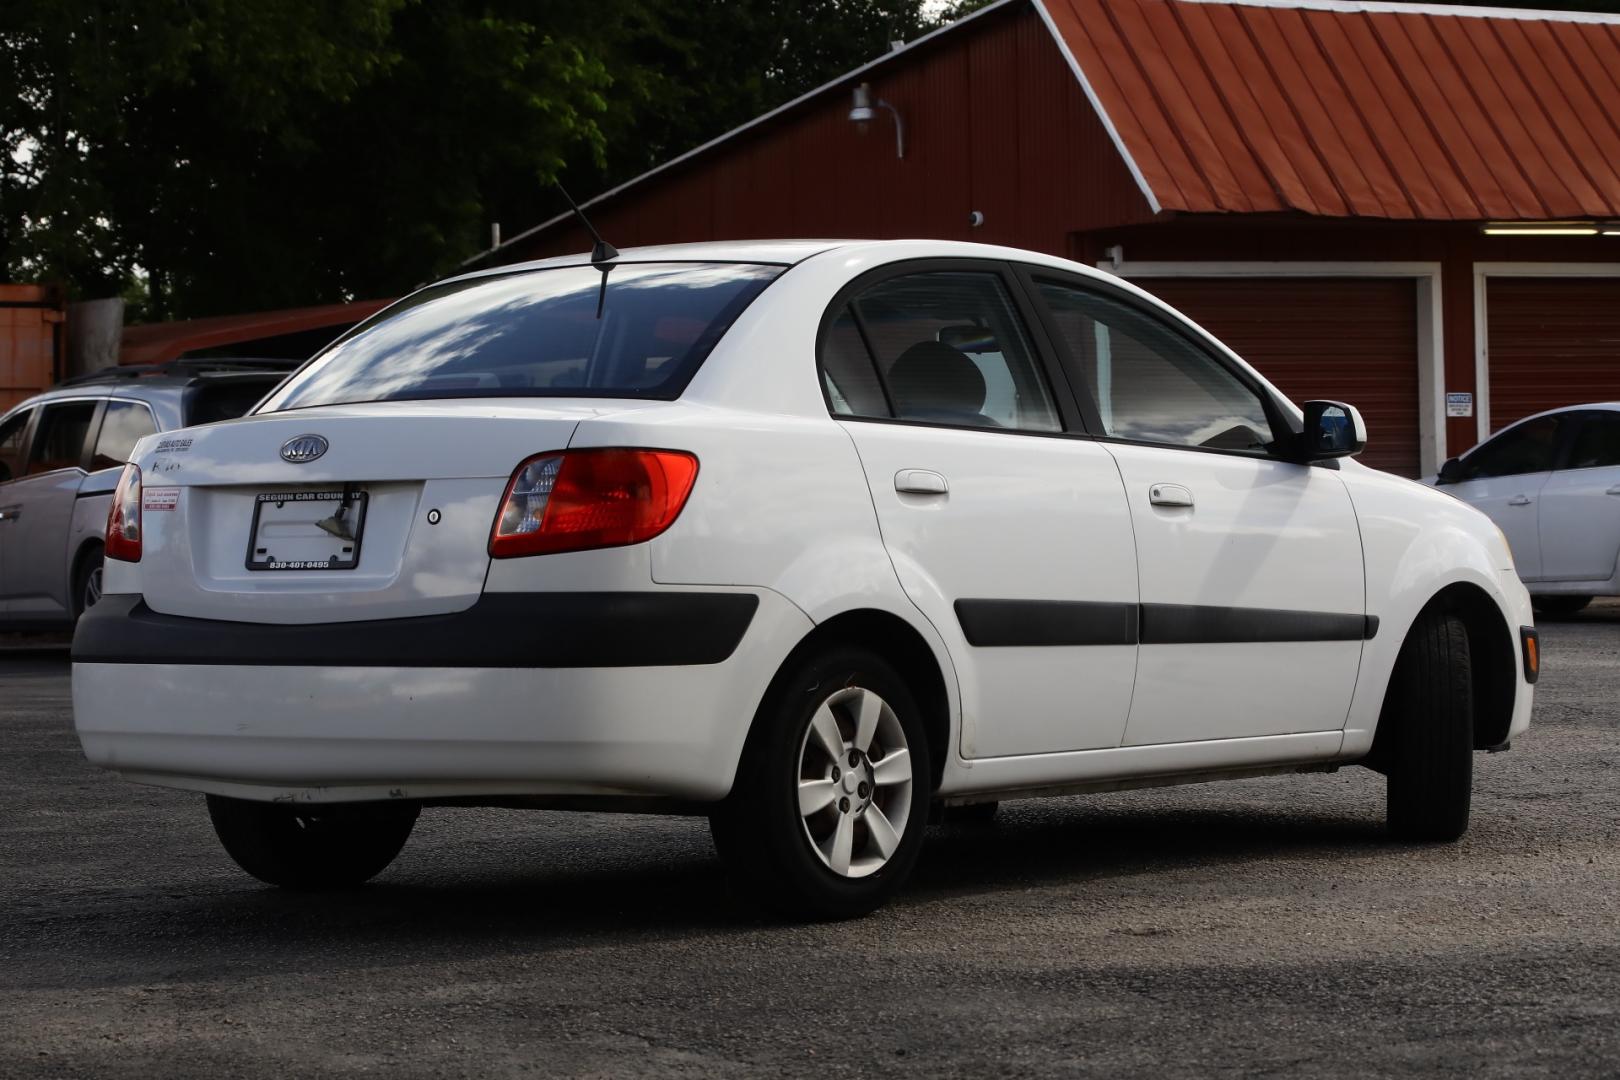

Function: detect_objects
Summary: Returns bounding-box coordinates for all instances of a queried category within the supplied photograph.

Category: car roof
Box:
[445,240,848,283]
[3,362,293,418]
[1463,401,1620,454]
[439,237,1134,292]
[1495,401,1620,429]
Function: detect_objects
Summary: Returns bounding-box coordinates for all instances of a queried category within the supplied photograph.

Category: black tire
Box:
[710,647,932,920]
[1532,595,1591,618]
[206,795,419,889]
[72,545,105,620]
[942,800,999,825]
[1384,611,1473,842]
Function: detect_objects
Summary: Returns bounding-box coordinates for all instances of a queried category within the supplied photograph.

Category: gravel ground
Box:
[2,604,1617,1078]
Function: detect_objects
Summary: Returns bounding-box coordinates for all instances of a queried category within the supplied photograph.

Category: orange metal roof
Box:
[1037,0,1620,219]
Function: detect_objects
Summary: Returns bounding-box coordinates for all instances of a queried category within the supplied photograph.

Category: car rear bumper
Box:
[73,591,759,667]
[72,588,810,803]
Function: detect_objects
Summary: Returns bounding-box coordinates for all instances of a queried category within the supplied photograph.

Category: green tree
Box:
[1,0,975,319]
[2,0,627,317]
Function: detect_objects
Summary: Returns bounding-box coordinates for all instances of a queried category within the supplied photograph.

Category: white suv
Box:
[71,241,1536,918]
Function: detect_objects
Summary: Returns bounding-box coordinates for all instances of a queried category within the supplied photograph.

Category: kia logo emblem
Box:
[280,434,329,464]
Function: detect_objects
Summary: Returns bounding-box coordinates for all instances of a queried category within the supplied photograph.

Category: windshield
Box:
[262,262,781,411]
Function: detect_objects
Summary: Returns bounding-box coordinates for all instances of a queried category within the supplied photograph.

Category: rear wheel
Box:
[206,795,419,889]
[1384,611,1473,842]
[72,545,104,620]
[1533,594,1591,618]
[710,647,930,919]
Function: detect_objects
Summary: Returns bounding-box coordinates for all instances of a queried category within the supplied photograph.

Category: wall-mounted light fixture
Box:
[850,83,905,159]
[1481,221,1615,237]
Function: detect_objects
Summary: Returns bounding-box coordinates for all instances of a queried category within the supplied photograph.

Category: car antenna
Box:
[557,183,618,319]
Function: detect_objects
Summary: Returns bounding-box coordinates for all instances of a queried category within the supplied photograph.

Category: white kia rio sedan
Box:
[72,240,1537,918]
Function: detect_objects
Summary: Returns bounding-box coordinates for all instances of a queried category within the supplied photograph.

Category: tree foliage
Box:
[1,0,971,319]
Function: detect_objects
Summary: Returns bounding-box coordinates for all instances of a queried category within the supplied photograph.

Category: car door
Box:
[0,399,101,620]
[821,262,1140,758]
[1439,414,1572,581]
[1026,273,1366,746]
[1536,411,1620,582]
[0,406,40,617]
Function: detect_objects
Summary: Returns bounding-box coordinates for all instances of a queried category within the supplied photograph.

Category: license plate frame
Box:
[245,488,369,571]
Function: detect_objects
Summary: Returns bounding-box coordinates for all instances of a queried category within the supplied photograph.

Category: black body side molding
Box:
[1139,604,1372,644]
[955,598,1378,647]
[73,592,759,668]
[953,599,1138,647]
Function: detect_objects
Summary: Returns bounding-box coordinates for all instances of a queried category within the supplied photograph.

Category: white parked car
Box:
[72,240,1536,918]
[1432,404,1620,617]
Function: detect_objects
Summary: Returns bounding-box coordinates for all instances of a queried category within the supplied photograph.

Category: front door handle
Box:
[1507,495,1532,506]
[1148,483,1194,508]
[895,469,949,495]
[0,505,20,523]
[1606,485,1620,496]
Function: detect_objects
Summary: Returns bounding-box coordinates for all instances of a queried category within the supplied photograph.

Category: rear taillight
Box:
[106,464,142,562]
[489,448,699,559]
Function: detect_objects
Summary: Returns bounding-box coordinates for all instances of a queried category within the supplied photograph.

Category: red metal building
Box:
[0,285,64,413]
[476,0,1620,477]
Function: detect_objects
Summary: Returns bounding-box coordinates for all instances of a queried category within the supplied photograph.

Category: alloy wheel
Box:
[82,565,103,611]
[796,685,913,878]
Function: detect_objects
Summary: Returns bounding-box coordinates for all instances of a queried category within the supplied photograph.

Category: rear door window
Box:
[91,401,159,471]
[0,408,33,483]
[819,270,1062,433]
[1565,413,1620,471]
[26,401,98,475]
[264,263,781,411]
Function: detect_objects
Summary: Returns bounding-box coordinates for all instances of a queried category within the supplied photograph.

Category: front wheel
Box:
[207,795,419,889]
[1383,611,1473,842]
[710,647,931,919]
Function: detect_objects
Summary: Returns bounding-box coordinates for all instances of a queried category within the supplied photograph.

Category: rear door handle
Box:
[0,506,20,523]
[894,469,949,495]
[1507,495,1532,506]
[1148,483,1194,508]
[1607,485,1620,496]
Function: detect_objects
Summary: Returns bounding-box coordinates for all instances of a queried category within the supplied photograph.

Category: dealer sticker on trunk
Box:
[142,487,180,511]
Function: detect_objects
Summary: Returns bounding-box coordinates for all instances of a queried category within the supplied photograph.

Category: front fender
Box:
[1340,466,1533,755]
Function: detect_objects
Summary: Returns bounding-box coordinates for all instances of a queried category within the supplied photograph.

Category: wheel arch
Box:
[1372,581,1517,761]
[769,608,954,790]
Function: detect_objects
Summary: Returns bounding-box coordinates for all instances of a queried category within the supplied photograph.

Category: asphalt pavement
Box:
[2,605,1617,1078]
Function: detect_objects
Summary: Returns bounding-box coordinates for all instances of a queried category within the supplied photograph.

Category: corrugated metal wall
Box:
[1486,278,1620,433]
[503,4,1155,263]
[1136,277,1421,475]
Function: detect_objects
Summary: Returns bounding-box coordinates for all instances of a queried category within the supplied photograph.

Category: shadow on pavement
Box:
[4,799,1394,992]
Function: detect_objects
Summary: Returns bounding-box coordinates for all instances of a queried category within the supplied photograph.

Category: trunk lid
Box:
[131,400,638,623]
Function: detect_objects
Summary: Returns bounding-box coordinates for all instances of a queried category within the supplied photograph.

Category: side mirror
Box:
[1436,456,1465,485]
[1297,400,1366,461]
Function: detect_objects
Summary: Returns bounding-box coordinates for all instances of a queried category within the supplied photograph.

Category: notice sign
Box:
[1446,392,1474,418]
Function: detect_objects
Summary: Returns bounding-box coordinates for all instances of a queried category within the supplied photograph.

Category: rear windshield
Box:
[262,262,781,411]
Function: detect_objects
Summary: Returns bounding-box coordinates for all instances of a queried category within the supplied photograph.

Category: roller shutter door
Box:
[1486,277,1620,434]
[1131,278,1421,476]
